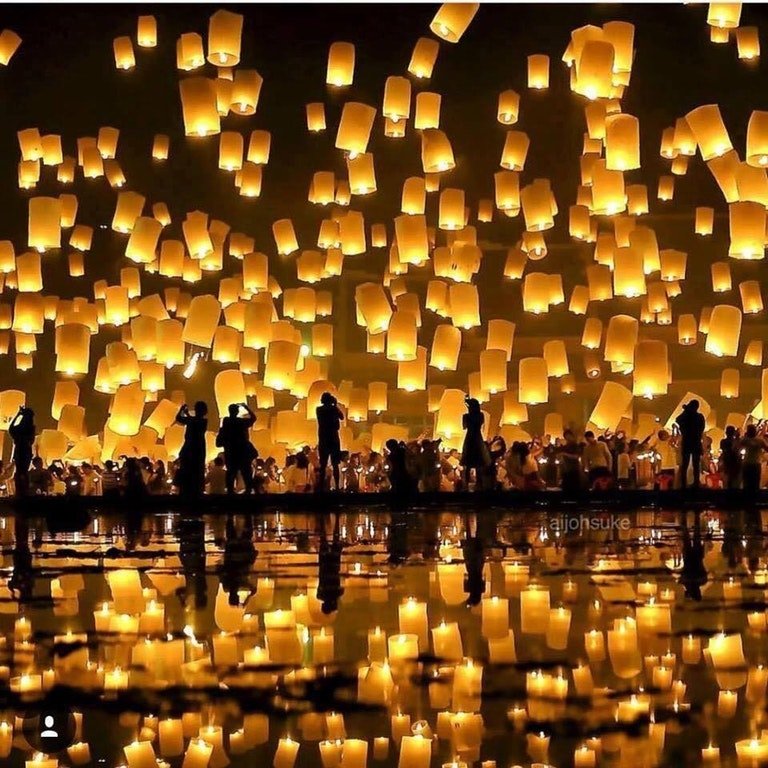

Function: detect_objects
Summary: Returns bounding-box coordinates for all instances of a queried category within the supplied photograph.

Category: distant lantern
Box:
[272,219,299,256]
[347,153,376,195]
[218,132,244,171]
[12,294,44,334]
[397,346,427,391]
[336,102,377,157]
[264,340,300,392]
[695,206,714,235]
[421,129,455,172]
[409,37,439,78]
[519,357,549,405]
[589,382,633,432]
[429,3,479,43]
[677,314,698,345]
[613,247,646,298]
[633,341,669,398]
[368,381,388,414]
[383,76,411,123]
[705,304,742,357]
[177,32,205,70]
[500,131,530,171]
[657,175,674,200]
[152,134,169,161]
[0,29,22,65]
[239,162,262,198]
[339,210,366,255]
[59,194,78,228]
[247,130,271,164]
[231,69,262,115]
[744,339,763,366]
[729,201,765,259]
[685,104,732,161]
[137,15,157,47]
[720,368,740,399]
[527,54,549,89]
[522,272,551,314]
[414,92,441,130]
[438,188,465,230]
[312,324,333,357]
[735,25,759,60]
[495,171,520,213]
[479,349,507,394]
[581,317,603,349]
[15,252,42,293]
[486,318,515,360]
[448,283,480,329]
[520,181,554,230]
[605,315,639,365]
[159,241,185,278]
[306,103,326,132]
[402,177,427,215]
[182,212,213,258]
[430,324,461,370]
[739,280,763,314]
[125,217,162,264]
[707,3,742,28]
[97,126,119,159]
[68,252,85,277]
[660,249,687,281]
[113,36,136,70]
[543,340,569,378]
[591,160,626,214]
[569,205,591,240]
[394,214,429,265]
[179,77,220,137]
[182,295,221,348]
[498,89,520,125]
[386,312,418,362]
[212,326,242,363]
[207,9,243,66]
[357,283,393,334]
[605,114,640,170]
[327,42,355,86]
[18,159,40,189]
[28,196,62,252]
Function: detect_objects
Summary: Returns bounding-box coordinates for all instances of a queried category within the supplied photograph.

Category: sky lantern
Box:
[588,382,633,432]
[15,251,42,293]
[179,77,220,136]
[574,39,615,100]
[0,29,21,65]
[327,41,355,86]
[55,324,90,376]
[448,283,480,329]
[495,171,520,213]
[707,3,742,28]
[397,346,427,391]
[137,15,157,47]
[429,3,479,43]
[605,114,640,170]
[306,102,326,132]
[28,196,62,252]
[409,37,439,78]
[108,383,145,436]
[386,312,418,362]
[421,129,455,172]
[177,32,205,70]
[500,131,530,171]
[336,102,376,157]
[739,280,763,314]
[633,340,669,398]
[218,131,244,171]
[383,76,411,123]
[402,177,426,215]
[677,314,698,345]
[519,358,549,405]
[720,368,740,399]
[207,9,243,66]
[728,201,765,259]
[520,181,554,230]
[125,217,162,264]
[347,153,376,195]
[527,54,549,89]
[581,317,602,349]
[695,206,714,235]
[429,324,461,371]
[605,315,638,365]
[394,214,429,265]
[497,89,520,125]
[113,36,135,70]
[414,92,441,130]
[231,69,263,115]
[744,339,763,366]
[685,104,732,160]
[543,340,569,378]
[705,304,742,357]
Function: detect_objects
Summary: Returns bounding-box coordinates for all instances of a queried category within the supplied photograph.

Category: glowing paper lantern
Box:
[414,92,441,130]
[356,283,392,334]
[739,280,763,314]
[28,197,62,252]
[179,78,220,137]
[720,368,740,399]
[677,314,698,345]
[126,217,162,264]
[182,295,221,349]
[113,36,136,70]
[336,102,376,157]
[589,382,633,432]
[480,349,508,394]
[231,69,262,115]
[429,3,479,43]
[383,76,411,123]
[519,358,548,405]
[745,339,763,366]
[306,103,326,132]
[633,340,669,398]
[543,340,569,377]
[0,29,22,65]
[605,315,638,365]
[605,114,640,170]
[705,304,742,357]
[207,9,243,66]
[55,324,90,376]
[327,42,355,86]
[397,346,427,392]
[501,131,530,171]
[528,54,549,89]
[15,252,42,293]
[394,215,429,265]
[495,171,520,212]
[736,26,759,59]
[421,129,455,172]
[112,191,145,233]
[448,283,480,329]
[685,104,732,161]
[137,15,157,47]
[409,37,439,78]
[219,132,243,171]
[707,3,741,28]
[613,247,646,297]
[728,201,765,259]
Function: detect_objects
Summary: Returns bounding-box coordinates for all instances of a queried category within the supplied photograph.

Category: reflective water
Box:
[0,506,766,768]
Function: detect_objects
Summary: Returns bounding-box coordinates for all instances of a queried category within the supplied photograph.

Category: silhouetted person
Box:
[9,406,35,497]
[385,439,413,499]
[719,425,742,490]
[175,402,208,496]
[461,397,489,489]
[741,423,767,498]
[680,510,707,600]
[676,400,705,490]
[217,403,257,494]
[123,457,146,501]
[220,515,255,605]
[316,392,344,491]
[559,429,583,495]
[317,514,344,614]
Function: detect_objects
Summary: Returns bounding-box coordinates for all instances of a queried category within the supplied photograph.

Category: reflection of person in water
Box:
[316,514,344,614]
[462,513,487,606]
[9,515,34,603]
[220,515,256,605]
[176,516,208,609]
[680,510,708,601]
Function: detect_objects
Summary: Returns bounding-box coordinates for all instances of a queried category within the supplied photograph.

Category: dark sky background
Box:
[1,3,767,433]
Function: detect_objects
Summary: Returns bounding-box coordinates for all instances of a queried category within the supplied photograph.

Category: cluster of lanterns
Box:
[0,3,766,462]
[1,510,768,767]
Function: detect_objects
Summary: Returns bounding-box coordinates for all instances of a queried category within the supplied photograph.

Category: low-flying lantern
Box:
[306,103,326,132]
[421,129,455,172]
[685,104,732,161]
[113,36,135,70]
[28,196,62,252]
[414,92,441,130]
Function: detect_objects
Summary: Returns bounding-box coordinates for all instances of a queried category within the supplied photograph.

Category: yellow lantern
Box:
[605,315,638,365]
[613,247,646,297]
[179,77,220,136]
[705,304,742,357]
[306,103,326,132]
[720,368,740,399]
[485,318,515,361]
[231,69,262,115]
[311,324,333,357]
[55,324,90,376]
[0,29,22,65]
[736,26,759,60]
[495,171,520,213]
[245,130,271,165]
[569,285,590,314]
[15,252,42,293]
[137,15,157,47]
[448,283,480,329]
[739,280,763,314]
[104,286,130,326]
[414,92,441,130]
[52,380,80,420]
[28,196,62,252]
[744,339,763,366]
[159,240,185,278]
[157,319,185,367]
[112,191,145,233]
[106,341,140,385]
[421,129,455,172]
[659,249,687,281]
[519,358,549,405]
[438,188,465,230]
[580,317,602,350]
[528,54,550,89]
[152,134,170,161]
[677,314,698,345]
[695,206,714,235]
[347,153,376,195]
[272,219,299,256]
[591,160,626,214]
[113,36,135,70]
[18,159,40,189]
[207,9,243,66]
[685,104,732,161]
[212,326,242,363]
[68,251,85,277]
[108,383,145,436]
[394,214,429,265]
[386,312,418,362]
[605,114,640,170]
[543,340,569,377]
[430,324,462,371]
[522,272,551,314]
[327,41,355,86]
[497,89,520,125]
[182,295,221,348]
[383,76,411,123]
[500,131,530,171]
[429,3,479,42]
[397,346,427,392]
[218,131,243,171]
[264,340,301,391]
[633,341,669,398]
[239,162,263,197]
[707,3,742,28]
[177,33,204,70]
[728,201,765,259]
[336,102,376,157]
[125,217,162,264]
[520,180,554,230]
[589,382,633,432]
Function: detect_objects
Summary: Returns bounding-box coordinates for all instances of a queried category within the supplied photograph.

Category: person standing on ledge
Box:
[175,401,208,496]
[461,397,490,490]
[217,402,257,494]
[9,406,35,497]
[676,400,705,490]
[316,392,344,491]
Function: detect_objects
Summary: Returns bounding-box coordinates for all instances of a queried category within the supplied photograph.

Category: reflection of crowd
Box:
[4,398,768,497]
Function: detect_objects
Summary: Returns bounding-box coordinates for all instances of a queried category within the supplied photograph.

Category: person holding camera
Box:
[316,392,344,492]
[216,402,258,494]
[9,406,35,497]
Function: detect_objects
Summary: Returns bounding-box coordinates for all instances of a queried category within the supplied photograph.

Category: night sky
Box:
[0,4,767,433]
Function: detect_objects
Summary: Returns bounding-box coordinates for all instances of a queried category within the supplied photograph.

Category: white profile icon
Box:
[41,715,58,738]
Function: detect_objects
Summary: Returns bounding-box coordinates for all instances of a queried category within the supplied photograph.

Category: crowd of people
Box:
[3,396,768,499]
